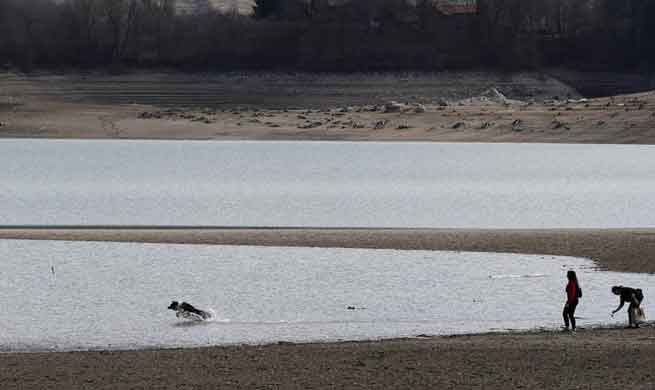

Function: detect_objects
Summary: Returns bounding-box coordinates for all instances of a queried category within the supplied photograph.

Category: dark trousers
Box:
[563,301,578,329]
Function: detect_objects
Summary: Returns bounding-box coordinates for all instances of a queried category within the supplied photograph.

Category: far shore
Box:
[2,72,655,143]
[1,227,654,273]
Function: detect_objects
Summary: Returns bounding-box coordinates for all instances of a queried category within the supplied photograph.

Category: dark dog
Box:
[168,301,212,321]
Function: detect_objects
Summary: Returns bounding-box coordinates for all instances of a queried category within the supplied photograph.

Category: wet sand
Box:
[2,327,654,390]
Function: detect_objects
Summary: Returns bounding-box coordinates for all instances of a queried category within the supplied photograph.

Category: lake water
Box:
[1,140,655,228]
[0,240,652,352]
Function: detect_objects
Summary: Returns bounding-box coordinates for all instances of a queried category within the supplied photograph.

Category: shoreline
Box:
[2,228,654,388]
[3,72,655,143]
[3,321,647,355]
[1,227,654,273]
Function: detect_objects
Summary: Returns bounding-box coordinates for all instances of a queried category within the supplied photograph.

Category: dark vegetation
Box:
[1,0,654,72]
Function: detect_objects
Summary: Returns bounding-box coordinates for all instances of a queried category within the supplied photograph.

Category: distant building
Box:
[176,0,255,15]
[177,0,212,15]
[434,0,477,15]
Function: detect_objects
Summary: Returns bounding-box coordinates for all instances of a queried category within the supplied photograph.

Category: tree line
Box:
[0,0,654,72]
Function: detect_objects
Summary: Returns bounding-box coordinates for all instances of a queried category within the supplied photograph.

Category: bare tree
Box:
[100,0,140,63]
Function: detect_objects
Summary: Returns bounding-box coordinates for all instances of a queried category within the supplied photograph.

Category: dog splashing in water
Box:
[168,301,212,321]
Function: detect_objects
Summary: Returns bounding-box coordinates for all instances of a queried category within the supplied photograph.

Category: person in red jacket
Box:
[563,270,582,331]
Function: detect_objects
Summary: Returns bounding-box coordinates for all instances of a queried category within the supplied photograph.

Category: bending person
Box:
[611,285,644,328]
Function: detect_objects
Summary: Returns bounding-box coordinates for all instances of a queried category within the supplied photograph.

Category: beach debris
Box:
[414,104,427,113]
[138,111,159,119]
[482,87,510,105]
[373,120,388,130]
[512,119,523,132]
[479,121,494,130]
[551,120,570,130]
[397,123,412,130]
[451,122,465,129]
[437,99,448,107]
[458,87,519,106]
[0,121,6,127]
[596,120,606,127]
[299,121,323,129]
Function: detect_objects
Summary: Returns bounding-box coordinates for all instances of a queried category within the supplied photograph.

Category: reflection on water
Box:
[0,240,652,352]
[1,140,655,228]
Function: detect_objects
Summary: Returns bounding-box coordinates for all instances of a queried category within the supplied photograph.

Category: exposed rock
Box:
[299,121,323,129]
[383,101,403,113]
[373,120,388,130]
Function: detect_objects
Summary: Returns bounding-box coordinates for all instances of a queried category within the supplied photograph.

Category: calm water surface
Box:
[0,240,652,352]
[1,140,655,227]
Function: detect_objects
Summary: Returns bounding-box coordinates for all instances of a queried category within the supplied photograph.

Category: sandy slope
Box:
[3,92,654,143]
[2,72,654,143]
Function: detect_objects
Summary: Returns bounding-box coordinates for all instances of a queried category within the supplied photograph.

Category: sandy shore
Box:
[1,227,654,273]
[2,73,655,143]
[1,228,654,388]
[2,327,654,390]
